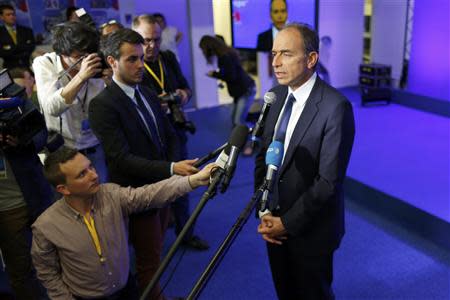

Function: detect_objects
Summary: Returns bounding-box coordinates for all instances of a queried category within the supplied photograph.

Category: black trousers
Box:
[267,241,335,300]
[0,205,42,300]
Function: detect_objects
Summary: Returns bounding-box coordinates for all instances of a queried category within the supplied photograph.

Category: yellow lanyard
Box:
[83,213,105,263]
[144,59,165,92]
[7,27,17,44]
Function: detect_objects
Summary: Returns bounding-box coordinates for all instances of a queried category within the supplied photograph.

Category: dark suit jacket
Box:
[255,76,355,254]
[141,50,190,95]
[88,81,179,188]
[256,28,273,52]
[0,25,35,69]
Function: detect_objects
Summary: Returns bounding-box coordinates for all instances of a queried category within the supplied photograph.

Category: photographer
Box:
[0,96,53,300]
[33,21,109,182]
[133,15,209,251]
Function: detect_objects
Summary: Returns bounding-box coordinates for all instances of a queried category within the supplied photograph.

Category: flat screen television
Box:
[231,0,317,50]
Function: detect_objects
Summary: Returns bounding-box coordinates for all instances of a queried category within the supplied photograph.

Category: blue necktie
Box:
[274,93,296,143]
[269,94,295,211]
[134,89,164,156]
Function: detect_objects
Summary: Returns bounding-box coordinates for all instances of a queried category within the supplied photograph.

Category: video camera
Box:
[159,93,196,134]
[0,69,46,148]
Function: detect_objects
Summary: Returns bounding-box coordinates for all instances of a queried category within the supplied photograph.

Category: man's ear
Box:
[106,55,116,69]
[56,184,70,196]
[307,51,319,70]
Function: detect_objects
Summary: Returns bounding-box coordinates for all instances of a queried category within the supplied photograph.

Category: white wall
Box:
[318,0,365,88]
[371,0,407,87]
[118,0,135,28]
[188,0,219,108]
[213,0,232,45]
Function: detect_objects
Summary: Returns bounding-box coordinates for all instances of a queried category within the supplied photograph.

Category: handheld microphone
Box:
[193,143,228,168]
[251,92,276,143]
[214,144,230,169]
[220,125,249,193]
[259,140,284,218]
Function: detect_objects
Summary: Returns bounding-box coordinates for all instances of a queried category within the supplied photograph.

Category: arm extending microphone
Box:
[251,91,276,144]
[139,124,247,300]
[220,125,249,193]
[259,140,284,218]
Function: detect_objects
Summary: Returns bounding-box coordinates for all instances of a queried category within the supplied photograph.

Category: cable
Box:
[157,236,189,298]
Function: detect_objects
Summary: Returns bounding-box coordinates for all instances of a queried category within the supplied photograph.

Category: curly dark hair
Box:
[51,21,100,56]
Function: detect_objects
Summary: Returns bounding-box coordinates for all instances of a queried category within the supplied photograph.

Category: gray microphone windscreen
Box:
[263,92,276,105]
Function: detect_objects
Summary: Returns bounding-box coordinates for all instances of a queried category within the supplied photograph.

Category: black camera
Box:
[0,70,46,148]
[0,103,46,148]
[159,93,196,134]
[74,8,110,78]
[0,69,63,151]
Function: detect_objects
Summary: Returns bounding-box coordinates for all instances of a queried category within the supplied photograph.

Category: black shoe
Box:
[182,235,210,250]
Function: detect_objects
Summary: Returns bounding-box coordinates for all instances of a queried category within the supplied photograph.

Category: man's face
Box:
[63,50,85,72]
[109,42,144,85]
[1,8,16,26]
[270,0,287,30]
[133,22,162,62]
[57,153,100,198]
[272,28,317,90]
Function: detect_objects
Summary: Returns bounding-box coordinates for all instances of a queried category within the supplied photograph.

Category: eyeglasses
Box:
[143,37,162,46]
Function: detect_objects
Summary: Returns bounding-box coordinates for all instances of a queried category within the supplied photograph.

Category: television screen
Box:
[232,0,316,49]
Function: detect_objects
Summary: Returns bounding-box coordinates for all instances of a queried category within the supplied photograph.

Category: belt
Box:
[79,145,98,155]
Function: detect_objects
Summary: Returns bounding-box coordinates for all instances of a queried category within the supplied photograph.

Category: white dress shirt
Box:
[33,52,104,149]
[274,73,317,161]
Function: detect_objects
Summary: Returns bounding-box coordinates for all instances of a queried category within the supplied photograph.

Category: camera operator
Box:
[0,96,53,300]
[132,15,209,251]
[33,21,109,182]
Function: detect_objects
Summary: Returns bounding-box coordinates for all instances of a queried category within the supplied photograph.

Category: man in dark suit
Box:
[89,28,198,299]
[256,0,287,52]
[0,4,35,69]
[255,23,355,299]
[132,14,209,251]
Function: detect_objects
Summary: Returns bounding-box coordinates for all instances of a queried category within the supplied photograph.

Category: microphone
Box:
[251,91,277,143]
[220,125,249,193]
[193,143,228,168]
[259,140,284,218]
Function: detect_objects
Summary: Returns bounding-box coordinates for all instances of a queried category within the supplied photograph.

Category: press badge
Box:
[81,119,90,131]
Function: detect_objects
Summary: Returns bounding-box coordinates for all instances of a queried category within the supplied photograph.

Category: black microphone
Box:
[259,140,284,218]
[251,91,277,143]
[220,125,249,193]
[193,143,228,168]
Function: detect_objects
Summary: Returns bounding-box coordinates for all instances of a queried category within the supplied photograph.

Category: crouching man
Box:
[31,146,214,299]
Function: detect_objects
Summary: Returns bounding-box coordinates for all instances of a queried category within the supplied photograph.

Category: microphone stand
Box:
[140,168,225,300]
[186,182,268,300]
